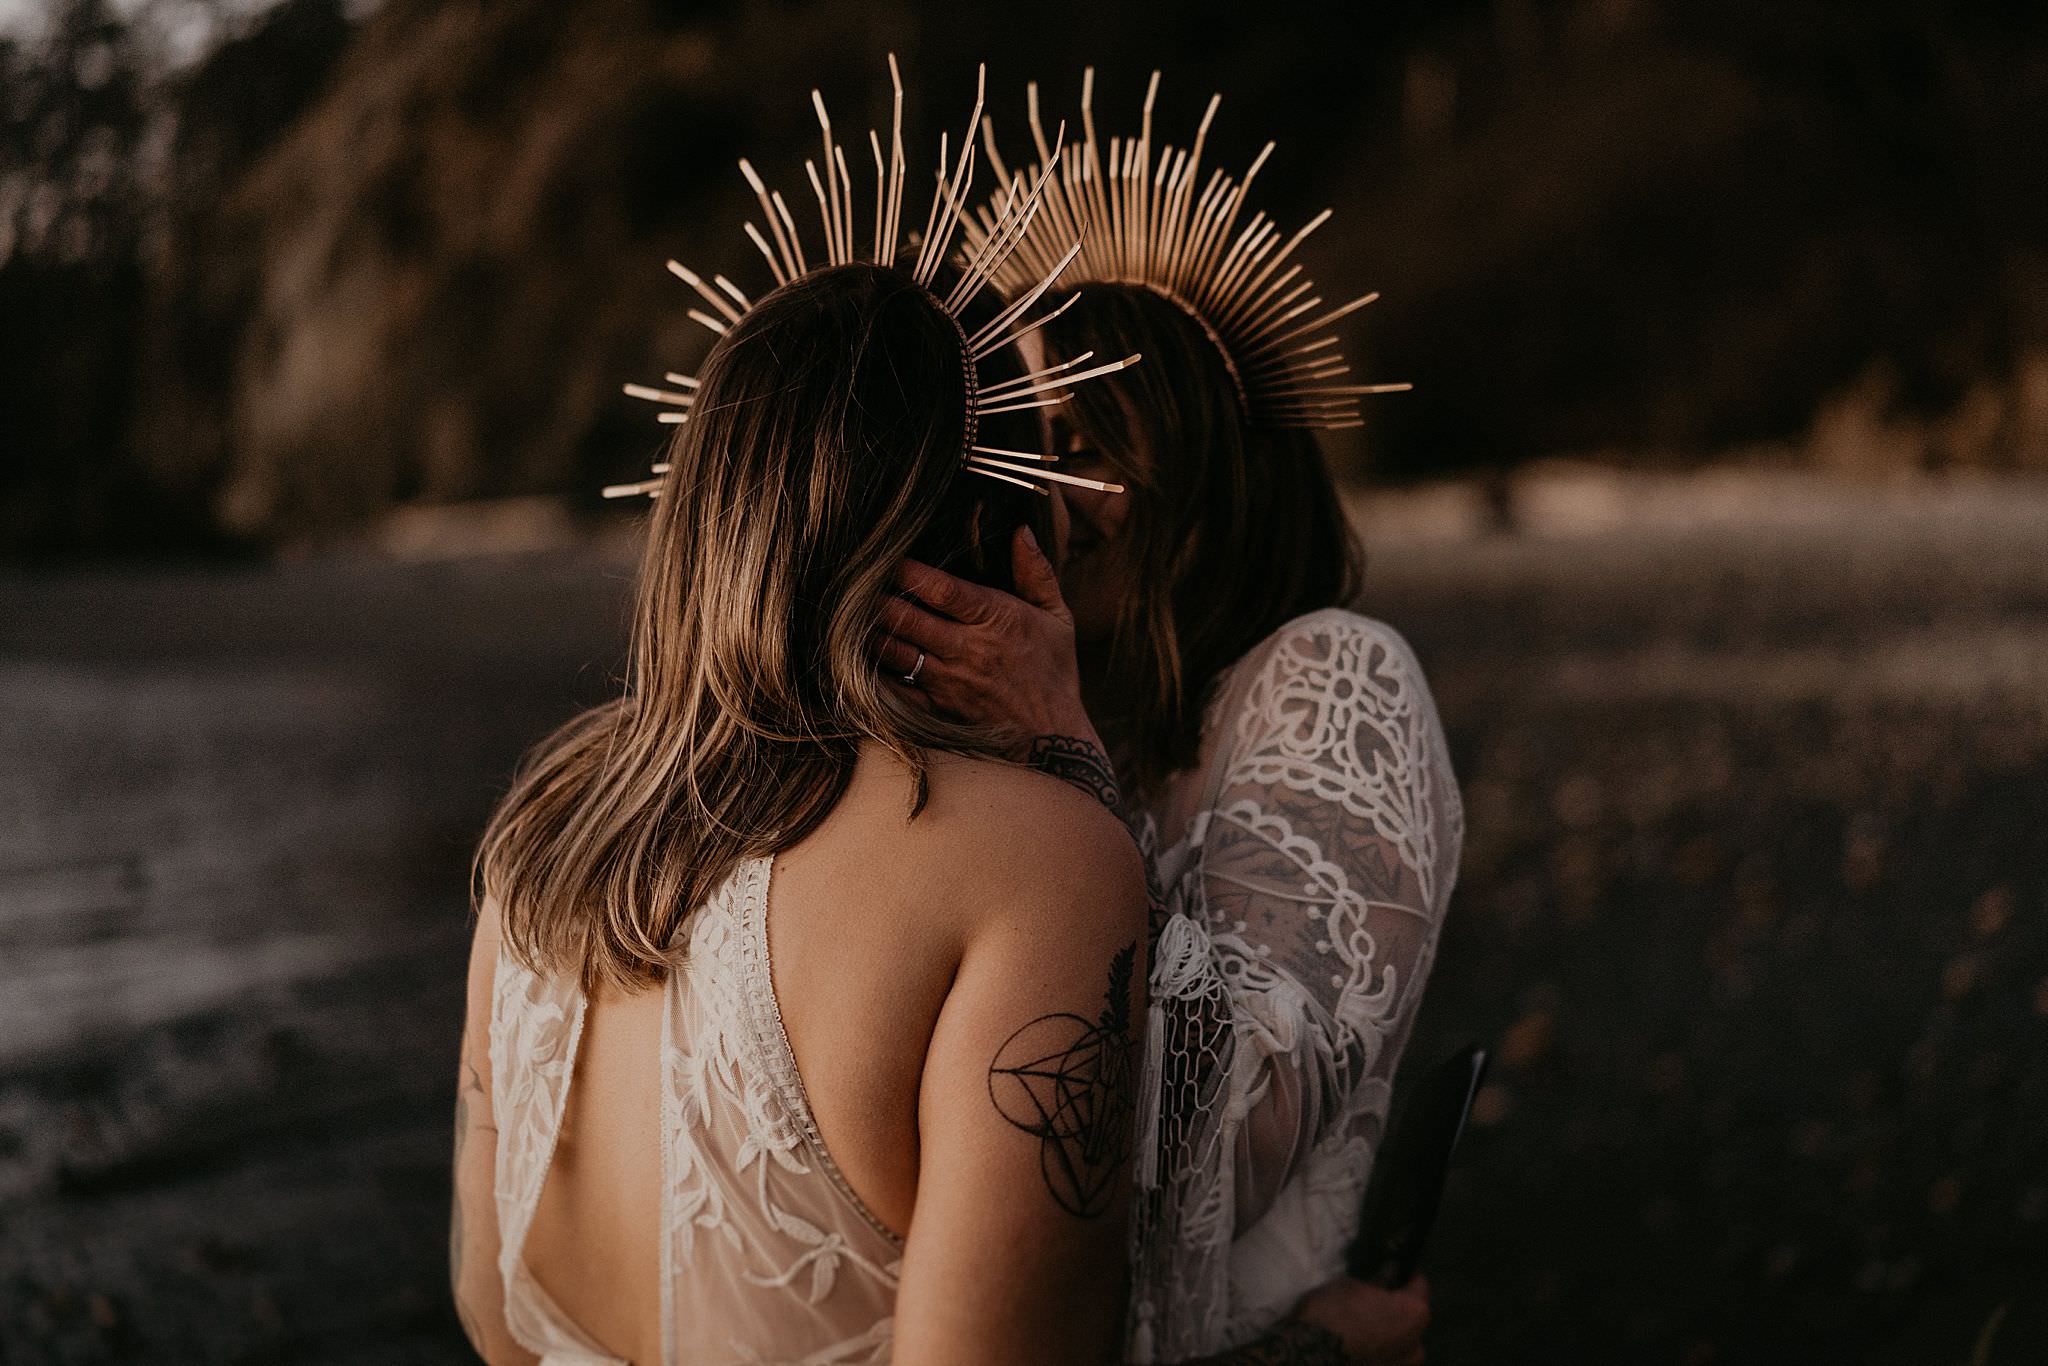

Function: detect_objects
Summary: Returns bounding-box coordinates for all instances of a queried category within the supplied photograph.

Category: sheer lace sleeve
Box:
[1130,609,1463,1360]
[1206,610,1462,1222]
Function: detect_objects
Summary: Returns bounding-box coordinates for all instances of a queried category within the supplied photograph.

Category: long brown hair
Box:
[1045,283,1364,797]
[476,263,1038,990]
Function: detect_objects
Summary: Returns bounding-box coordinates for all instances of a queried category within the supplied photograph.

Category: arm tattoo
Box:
[1171,1320,1348,1365]
[987,941,1138,1217]
[1026,733,1126,822]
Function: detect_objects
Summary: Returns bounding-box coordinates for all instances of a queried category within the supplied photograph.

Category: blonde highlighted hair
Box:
[475,264,1037,990]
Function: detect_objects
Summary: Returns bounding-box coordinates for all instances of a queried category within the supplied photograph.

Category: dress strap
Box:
[736,854,907,1248]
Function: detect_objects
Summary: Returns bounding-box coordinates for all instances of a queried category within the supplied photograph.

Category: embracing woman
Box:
[448,71,1157,1365]
[878,71,1465,1366]
[448,61,1432,1366]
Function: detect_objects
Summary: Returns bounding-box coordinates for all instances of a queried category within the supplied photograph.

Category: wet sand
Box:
[3,471,2045,1362]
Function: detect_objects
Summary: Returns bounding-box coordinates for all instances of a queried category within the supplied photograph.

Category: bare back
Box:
[458,744,1149,1365]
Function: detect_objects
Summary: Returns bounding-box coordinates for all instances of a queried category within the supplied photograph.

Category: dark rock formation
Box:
[6,0,2048,555]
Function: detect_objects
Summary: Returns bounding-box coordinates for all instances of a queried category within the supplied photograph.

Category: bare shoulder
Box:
[920,749,1130,844]
[467,895,503,982]
[892,749,1147,936]
[472,892,504,950]
[461,897,506,1060]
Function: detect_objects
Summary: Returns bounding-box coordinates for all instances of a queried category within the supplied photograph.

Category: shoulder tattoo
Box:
[1025,733,1126,821]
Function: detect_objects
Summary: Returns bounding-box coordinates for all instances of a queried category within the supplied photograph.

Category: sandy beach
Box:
[4,468,2044,1363]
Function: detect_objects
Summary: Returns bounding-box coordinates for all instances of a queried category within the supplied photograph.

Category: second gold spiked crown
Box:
[964,68,1409,432]
[606,57,1142,501]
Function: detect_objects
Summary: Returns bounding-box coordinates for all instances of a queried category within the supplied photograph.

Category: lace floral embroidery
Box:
[1129,610,1462,1361]
[491,857,901,1366]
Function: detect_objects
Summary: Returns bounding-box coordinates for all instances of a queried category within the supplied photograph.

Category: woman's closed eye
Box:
[1060,445,1111,474]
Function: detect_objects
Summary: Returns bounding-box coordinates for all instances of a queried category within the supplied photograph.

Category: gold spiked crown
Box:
[605,58,1141,501]
[962,68,1409,432]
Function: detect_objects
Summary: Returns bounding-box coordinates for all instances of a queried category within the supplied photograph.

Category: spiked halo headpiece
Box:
[962,68,1409,432]
[604,58,1141,501]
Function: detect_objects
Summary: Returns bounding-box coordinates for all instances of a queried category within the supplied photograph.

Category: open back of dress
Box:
[488,855,905,1366]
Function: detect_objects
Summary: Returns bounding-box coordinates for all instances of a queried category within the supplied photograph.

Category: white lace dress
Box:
[490,855,903,1366]
[1128,609,1464,1362]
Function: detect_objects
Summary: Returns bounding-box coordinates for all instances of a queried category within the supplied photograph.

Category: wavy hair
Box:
[1044,283,1365,798]
[476,263,1038,990]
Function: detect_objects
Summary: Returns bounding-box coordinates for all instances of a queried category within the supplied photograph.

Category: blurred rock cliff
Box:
[4,0,2046,557]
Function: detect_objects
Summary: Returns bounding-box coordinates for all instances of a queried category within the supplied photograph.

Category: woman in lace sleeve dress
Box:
[877,282,1463,1365]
